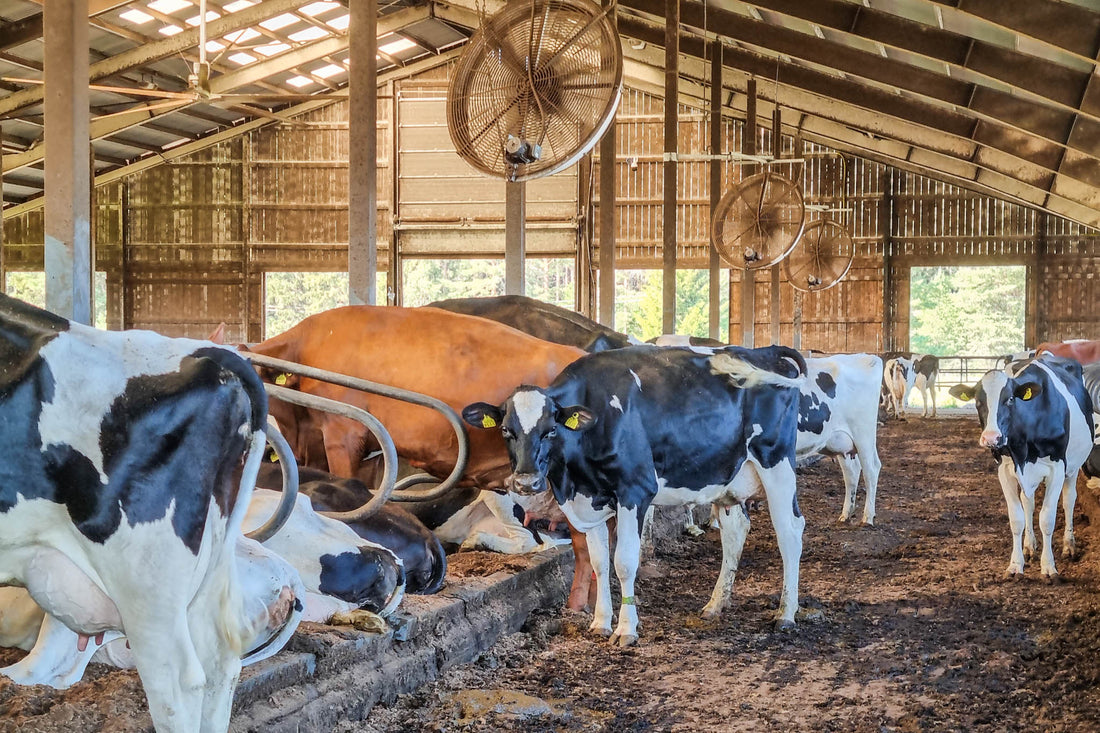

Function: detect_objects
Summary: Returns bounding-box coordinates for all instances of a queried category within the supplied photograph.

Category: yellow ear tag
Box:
[564,412,580,430]
[275,373,288,386]
[1022,387,1033,400]
[481,415,497,428]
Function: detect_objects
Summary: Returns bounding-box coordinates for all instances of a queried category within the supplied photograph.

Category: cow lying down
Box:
[0,489,404,690]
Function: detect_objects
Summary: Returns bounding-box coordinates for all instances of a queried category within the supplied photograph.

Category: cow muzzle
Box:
[979,430,1005,449]
[509,472,547,495]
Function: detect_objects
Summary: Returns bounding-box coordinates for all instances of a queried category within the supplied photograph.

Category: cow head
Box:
[463,386,596,495]
[949,371,1043,451]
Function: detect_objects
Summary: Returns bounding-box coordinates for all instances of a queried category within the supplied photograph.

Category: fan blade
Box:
[92,99,191,122]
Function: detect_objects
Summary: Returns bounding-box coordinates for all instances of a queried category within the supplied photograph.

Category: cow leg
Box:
[701,503,751,620]
[321,418,367,477]
[856,439,882,527]
[610,505,644,647]
[119,608,206,733]
[1061,470,1079,560]
[758,460,804,629]
[583,519,614,637]
[998,461,1028,577]
[1037,471,1064,580]
[836,454,862,524]
[565,523,594,613]
[1020,488,1038,561]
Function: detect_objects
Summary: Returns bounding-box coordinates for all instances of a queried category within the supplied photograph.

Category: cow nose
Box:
[979,430,1004,448]
[510,473,545,494]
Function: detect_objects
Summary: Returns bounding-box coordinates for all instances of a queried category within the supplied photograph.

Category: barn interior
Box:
[3,1,1100,730]
[2,0,1098,354]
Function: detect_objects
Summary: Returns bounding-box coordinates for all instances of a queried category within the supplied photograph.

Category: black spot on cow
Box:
[798,393,832,435]
[815,372,837,399]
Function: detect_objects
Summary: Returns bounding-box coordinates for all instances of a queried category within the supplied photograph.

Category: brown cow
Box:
[1036,339,1100,366]
[245,305,595,610]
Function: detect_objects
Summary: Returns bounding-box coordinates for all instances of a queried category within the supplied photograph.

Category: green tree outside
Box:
[910,266,1025,356]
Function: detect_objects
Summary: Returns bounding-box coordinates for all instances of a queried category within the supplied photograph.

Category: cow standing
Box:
[464,345,806,646]
[950,354,1093,579]
[1036,339,1100,366]
[0,294,274,732]
[883,354,939,418]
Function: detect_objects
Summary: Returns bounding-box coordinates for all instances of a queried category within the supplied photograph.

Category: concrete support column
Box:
[505,181,526,294]
[349,0,377,305]
[44,0,92,323]
[708,43,722,341]
[661,0,679,335]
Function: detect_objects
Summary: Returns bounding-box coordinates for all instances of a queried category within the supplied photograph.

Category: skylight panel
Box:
[223,28,261,44]
[327,14,349,30]
[255,43,291,56]
[229,52,256,65]
[379,38,417,55]
[286,76,314,88]
[119,9,155,24]
[159,24,184,36]
[288,27,329,43]
[260,13,299,31]
[147,0,193,13]
[224,0,255,11]
[205,40,225,53]
[185,11,220,26]
[312,63,345,78]
[299,2,340,15]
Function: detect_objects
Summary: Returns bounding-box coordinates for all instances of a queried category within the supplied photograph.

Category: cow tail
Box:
[708,352,806,389]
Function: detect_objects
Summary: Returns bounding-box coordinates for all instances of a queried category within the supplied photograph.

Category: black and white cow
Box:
[463,345,806,646]
[798,354,884,525]
[884,354,939,418]
[0,294,276,732]
[949,354,1093,579]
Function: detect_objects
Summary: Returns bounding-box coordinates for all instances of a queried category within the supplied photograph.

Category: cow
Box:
[255,462,447,595]
[0,293,277,733]
[244,305,597,611]
[648,334,726,348]
[1036,339,1100,366]
[463,344,807,646]
[0,536,304,691]
[426,294,636,352]
[949,354,1093,580]
[883,353,939,418]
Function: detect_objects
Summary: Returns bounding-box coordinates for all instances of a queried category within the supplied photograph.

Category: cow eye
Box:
[546,427,558,438]
[501,427,514,439]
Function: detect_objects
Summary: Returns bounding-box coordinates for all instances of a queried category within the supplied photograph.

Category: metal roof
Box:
[1,0,1098,228]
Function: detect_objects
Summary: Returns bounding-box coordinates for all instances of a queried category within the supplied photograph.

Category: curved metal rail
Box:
[261,383,400,522]
[245,423,300,543]
[246,352,470,503]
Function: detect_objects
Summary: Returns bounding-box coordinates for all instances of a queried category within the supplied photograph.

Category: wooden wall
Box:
[3,69,1099,351]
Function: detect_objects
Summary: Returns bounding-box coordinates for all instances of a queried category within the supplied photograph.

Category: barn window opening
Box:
[613,269,730,343]
[5,271,107,329]
[910,265,1025,407]
[401,258,575,309]
[264,271,391,339]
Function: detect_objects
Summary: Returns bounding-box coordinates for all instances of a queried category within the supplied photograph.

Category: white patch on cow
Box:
[36,327,237,483]
[512,390,549,435]
[627,335,645,346]
[689,346,715,355]
[609,395,623,413]
[630,370,642,390]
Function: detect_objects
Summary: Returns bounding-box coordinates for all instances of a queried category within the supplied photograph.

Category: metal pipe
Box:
[262,383,400,522]
[245,422,300,543]
[246,353,470,504]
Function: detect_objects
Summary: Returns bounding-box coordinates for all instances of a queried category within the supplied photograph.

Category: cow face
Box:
[463,387,595,495]
[949,371,1043,450]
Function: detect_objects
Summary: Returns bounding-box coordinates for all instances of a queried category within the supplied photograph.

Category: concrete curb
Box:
[229,546,572,732]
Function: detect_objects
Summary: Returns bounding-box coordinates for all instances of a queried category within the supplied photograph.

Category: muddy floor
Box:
[345,413,1100,733]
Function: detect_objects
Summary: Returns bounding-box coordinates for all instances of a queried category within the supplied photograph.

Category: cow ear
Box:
[463,402,504,430]
[557,406,596,431]
[1015,382,1042,401]
[949,384,977,402]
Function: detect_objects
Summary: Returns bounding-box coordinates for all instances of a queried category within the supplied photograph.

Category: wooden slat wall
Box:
[2,74,1099,348]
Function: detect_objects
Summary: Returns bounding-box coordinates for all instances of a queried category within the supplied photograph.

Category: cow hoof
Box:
[685,525,705,538]
[329,609,388,634]
[1003,570,1023,582]
[611,632,638,648]
[1043,573,1062,585]
[589,624,613,638]
[773,618,797,632]
[861,520,875,528]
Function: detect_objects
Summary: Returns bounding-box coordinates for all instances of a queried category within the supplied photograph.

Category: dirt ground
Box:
[347,413,1100,733]
[5,413,1100,732]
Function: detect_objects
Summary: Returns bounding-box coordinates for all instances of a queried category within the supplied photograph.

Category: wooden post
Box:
[598,0,616,326]
[881,166,896,352]
[505,181,526,294]
[349,0,378,305]
[770,106,782,346]
[792,132,803,350]
[708,43,722,341]
[44,0,92,323]
[661,0,679,335]
[740,78,757,347]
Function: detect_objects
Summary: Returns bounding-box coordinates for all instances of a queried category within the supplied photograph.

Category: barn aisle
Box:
[348,414,1100,732]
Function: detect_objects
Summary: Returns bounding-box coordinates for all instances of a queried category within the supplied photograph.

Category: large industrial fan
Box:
[447,0,623,182]
[711,170,806,270]
[782,218,855,292]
